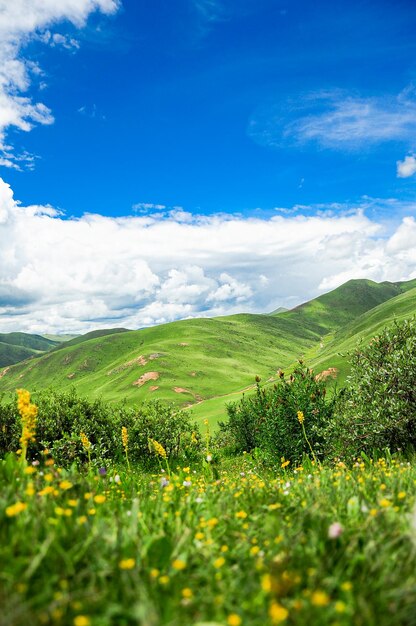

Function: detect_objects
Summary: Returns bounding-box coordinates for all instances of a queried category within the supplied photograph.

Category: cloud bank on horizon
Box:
[0,0,416,333]
[1,177,416,334]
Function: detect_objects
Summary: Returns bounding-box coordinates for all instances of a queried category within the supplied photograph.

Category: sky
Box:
[1,0,416,334]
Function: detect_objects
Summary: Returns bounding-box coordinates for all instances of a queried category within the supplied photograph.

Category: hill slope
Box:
[0,314,321,406]
[276,278,416,334]
[0,333,59,368]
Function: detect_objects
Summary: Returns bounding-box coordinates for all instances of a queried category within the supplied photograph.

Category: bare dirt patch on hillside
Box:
[133,372,160,387]
[173,387,190,394]
[0,367,10,379]
[315,367,338,381]
[149,385,159,391]
[108,355,148,376]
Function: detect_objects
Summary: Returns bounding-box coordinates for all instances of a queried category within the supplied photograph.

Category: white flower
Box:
[328,522,343,539]
[206,454,212,462]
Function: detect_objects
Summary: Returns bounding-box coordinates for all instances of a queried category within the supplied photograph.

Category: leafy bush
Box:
[328,318,416,458]
[0,389,201,467]
[220,362,336,463]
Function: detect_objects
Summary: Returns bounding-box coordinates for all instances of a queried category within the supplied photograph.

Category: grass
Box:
[1,450,416,626]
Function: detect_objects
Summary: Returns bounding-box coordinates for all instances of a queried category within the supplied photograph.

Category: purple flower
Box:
[99,467,107,476]
[160,477,169,488]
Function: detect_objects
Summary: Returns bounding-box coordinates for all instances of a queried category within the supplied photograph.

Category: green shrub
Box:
[329,318,416,458]
[0,389,201,467]
[220,362,336,464]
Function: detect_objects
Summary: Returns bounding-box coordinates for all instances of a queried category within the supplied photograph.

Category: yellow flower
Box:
[24,466,36,474]
[379,498,391,508]
[235,510,247,519]
[80,432,91,451]
[227,614,242,626]
[77,516,87,525]
[297,410,305,424]
[149,438,167,459]
[261,574,271,593]
[172,559,186,571]
[335,601,347,613]
[311,590,330,606]
[182,588,193,598]
[59,480,73,491]
[94,494,106,504]
[341,582,352,592]
[16,389,38,458]
[159,575,170,585]
[6,501,27,517]
[269,601,289,623]
[281,459,290,468]
[121,426,129,451]
[213,557,225,568]
[119,558,136,570]
[73,616,91,626]
[398,491,406,500]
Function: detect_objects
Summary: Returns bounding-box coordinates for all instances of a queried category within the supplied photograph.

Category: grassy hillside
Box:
[276,278,416,334]
[2,278,416,426]
[307,285,416,385]
[0,333,59,368]
[0,314,321,408]
[191,285,416,423]
[52,328,129,351]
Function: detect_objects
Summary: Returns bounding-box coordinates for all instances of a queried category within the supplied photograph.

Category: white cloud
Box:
[249,88,416,151]
[0,0,119,168]
[1,177,416,334]
[397,155,416,178]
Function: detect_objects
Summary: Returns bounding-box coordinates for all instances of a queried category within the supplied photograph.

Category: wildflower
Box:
[6,501,27,517]
[191,431,198,444]
[182,588,193,598]
[235,510,247,519]
[297,411,304,424]
[119,558,136,570]
[379,498,391,508]
[311,590,330,606]
[227,615,242,626]
[59,480,73,491]
[183,480,192,487]
[121,426,129,450]
[94,494,106,504]
[24,466,36,475]
[149,438,167,459]
[261,574,271,592]
[160,477,170,488]
[269,601,289,623]
[17,389,38,460]
[398,491,406,500]
[80,432,91,451]
[172,559,186,571]
[213,557,225,568]
[328,522,343,539]
[73,616,91,626]
[159,575,170,585]
[335,601,347,613]
[206,454,212,462]
[99,467,107,476]
[281,458,290,469]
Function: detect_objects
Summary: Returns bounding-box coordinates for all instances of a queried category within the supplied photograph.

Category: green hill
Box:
[276,278,416,334]
[0,333,59,368]
[2,278,416,426]
[0,314,321,407]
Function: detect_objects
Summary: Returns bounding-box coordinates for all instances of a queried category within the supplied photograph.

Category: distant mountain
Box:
[0,332,59,368]
[269,307,288,315]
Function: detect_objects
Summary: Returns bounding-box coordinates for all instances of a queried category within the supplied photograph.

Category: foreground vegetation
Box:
[2,449,416,626]
[2,317,416,625]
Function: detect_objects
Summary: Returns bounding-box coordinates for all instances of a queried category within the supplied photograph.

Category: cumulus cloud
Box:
[1,177,416,334]
[397,155,416,178]
[0,0,119,168]
[249,88,416,151]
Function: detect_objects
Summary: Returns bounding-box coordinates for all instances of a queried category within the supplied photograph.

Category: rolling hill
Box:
[0,333,59,368]
[1,278,416,425]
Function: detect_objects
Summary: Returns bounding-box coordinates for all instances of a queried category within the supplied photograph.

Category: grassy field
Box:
[2,448,416,626]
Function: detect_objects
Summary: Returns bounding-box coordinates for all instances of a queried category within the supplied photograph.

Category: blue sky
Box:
[1,0,416,332]
[4,0,416,216]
